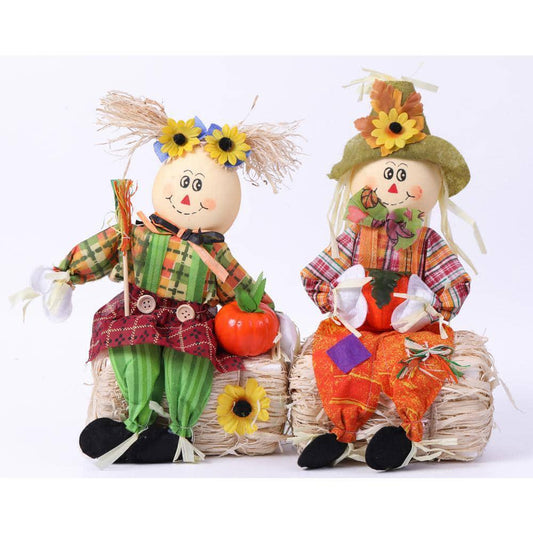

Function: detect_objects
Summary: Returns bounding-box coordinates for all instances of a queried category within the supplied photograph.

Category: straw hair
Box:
[97,91,168,176]
[289,330,497,462]
[96,91,302,190]
[240,121,303,193]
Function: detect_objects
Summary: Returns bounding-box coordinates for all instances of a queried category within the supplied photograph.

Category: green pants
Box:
[109,344,214,438]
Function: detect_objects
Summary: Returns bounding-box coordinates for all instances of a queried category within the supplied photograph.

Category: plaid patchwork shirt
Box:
[301,224,470,321]
[57,223,273,307]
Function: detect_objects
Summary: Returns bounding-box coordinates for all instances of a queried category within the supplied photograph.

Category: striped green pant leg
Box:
[162,349,214,438]
[109,344,162,434]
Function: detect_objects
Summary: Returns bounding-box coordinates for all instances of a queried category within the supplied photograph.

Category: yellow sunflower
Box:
[216,378,270,435]
[371,108,422,156]
[204,124,250,166]
[158,118,202,158]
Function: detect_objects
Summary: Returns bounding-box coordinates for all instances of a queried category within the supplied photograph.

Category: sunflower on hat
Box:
[354,80,426,156]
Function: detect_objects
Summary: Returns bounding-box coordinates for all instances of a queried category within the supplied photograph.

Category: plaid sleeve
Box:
[300,225,357,314]
[212,243,274,307]
[422,228,471,321]
[56,225,121,285]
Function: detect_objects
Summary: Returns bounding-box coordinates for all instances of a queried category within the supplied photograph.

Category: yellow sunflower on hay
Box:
[158,118,202,158]
[205,124,250,166]
[217,378,270,435]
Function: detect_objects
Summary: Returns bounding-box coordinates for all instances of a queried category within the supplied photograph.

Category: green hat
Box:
[328,80,470,197]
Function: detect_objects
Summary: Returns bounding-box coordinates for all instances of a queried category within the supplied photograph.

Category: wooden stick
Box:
[123,251,130,316]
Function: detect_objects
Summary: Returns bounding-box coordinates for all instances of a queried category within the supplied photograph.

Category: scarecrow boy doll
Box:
[22,92,300,466]
[298,79,483,471]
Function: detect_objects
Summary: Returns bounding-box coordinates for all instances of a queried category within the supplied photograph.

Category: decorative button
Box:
[176,304,195,322]
[137,294,156,314]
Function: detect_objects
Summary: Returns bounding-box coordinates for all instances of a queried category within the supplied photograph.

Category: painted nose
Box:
[181,195,191,205]
[388,183,398,194]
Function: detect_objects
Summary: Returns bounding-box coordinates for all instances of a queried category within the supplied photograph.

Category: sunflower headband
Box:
[97,91,302,192]
[154,117,251,168]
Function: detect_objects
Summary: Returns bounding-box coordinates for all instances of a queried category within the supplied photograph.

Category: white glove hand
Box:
[331,264,371,330]
[275,311,300,361]
[391,274,438,333]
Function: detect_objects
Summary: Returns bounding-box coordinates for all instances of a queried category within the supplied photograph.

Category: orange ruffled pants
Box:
[312,319,455,443]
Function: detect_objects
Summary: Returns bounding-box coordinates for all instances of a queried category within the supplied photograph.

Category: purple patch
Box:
[326,334,372,373]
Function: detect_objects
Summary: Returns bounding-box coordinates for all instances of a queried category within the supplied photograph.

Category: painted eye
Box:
[192,178,203,192]
[383,167,394,180]
[397,168,407,182]
[180,176,190,188]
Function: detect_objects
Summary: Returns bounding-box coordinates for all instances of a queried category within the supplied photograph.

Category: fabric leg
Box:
[162,349,214,438]
[312,319,382,443]
[109,344,163,434]
[378,327,455,442]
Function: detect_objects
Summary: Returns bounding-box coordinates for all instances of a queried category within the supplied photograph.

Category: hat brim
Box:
[328,134,470,197]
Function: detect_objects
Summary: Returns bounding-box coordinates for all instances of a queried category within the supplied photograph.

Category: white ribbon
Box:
[96,430,144,469]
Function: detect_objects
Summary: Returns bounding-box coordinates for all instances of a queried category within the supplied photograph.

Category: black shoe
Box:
[128,426,179,463]
[297,433,348,469]
[365,426,414,471]
[79,418,134,461]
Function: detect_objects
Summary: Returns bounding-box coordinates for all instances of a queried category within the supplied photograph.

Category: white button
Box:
[176,304,195,322]
[137,294,156,314]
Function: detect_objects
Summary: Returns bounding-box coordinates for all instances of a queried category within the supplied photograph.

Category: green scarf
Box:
[344,187,425,250]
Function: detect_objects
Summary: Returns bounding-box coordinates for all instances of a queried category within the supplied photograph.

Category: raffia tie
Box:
[397,338,465,382]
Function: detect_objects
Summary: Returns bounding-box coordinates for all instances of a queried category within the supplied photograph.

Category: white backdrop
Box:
[0,56,531,477]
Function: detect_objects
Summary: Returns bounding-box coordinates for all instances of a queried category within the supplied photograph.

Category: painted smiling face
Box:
[350,158,442,214]
[152,148,242,234]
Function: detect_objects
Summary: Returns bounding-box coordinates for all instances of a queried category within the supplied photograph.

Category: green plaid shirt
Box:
[57,224,272,307]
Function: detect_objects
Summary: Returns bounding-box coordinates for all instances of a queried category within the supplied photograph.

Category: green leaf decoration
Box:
[234,272,268,313]
[250,272,267,304]
[235,286,258,313]
[368,269,403,309]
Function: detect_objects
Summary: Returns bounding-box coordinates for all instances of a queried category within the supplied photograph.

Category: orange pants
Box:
[312,319,455,443]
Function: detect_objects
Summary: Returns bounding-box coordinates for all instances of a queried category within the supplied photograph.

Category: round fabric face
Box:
[350,158,442,215]
[151,149,242,234]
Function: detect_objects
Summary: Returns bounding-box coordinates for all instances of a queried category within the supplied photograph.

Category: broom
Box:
[111,179,136,316]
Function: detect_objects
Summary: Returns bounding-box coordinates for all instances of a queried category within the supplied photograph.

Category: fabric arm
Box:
[300,225,357,314]
[55,225,121,285]
[422,228,471,322]
[213,243,274,308]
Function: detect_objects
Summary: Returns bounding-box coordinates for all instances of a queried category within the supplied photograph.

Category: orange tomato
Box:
[214,302,279,357]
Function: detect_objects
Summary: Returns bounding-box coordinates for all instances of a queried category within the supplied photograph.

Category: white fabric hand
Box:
[275,312,300,361]
[332,264,371,331]
[391,274,438,333]
[32,266,73,322]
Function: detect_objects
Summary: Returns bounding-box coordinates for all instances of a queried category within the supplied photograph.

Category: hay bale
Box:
[87,351,289,456]
[289,330,497,462]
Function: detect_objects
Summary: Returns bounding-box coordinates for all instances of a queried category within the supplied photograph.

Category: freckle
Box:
[411,186,423,199]
[203,198,217,210]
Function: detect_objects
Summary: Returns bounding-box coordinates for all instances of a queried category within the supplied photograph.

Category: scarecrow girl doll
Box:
[21,92,300,466]
[298,79,484,471]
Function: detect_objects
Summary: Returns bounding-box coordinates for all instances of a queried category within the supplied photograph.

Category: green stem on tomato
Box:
[234,272,267,313]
